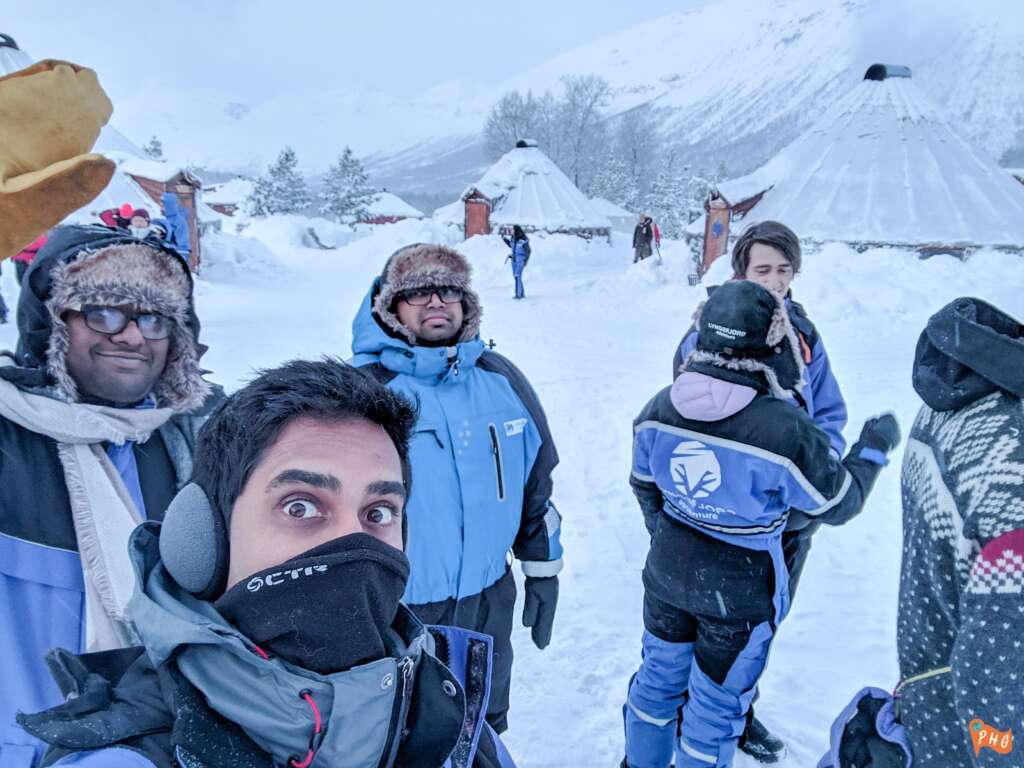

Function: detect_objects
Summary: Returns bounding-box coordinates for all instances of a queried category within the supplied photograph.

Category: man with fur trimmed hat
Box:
[351,243,563,734]
[0,224,219,764]
[623,280,899,768]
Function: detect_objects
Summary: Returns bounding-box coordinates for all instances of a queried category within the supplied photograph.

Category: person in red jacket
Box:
[12,232,48,284]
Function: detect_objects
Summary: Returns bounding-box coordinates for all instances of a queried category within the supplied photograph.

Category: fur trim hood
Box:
[4,225,210,412]
[683,282,806,400]
[371,243,482,345]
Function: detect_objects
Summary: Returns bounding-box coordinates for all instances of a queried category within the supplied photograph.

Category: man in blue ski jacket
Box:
[624,280,900,768]
[19,359,516,768]
[351,243,563,733]
[671,221,848,761]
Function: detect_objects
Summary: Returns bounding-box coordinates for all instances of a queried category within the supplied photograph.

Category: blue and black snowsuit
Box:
[623,372,887,768]
[502,234,530,299]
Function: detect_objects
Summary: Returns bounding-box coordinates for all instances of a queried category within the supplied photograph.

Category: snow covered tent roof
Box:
[462,145,611,234]
[715,64,1024,250]
[366,191,423,219]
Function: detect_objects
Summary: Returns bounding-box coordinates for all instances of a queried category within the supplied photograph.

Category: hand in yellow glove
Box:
[0,59,116,261]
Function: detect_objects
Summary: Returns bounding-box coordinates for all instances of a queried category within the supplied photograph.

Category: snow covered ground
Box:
[2,222,1021,766]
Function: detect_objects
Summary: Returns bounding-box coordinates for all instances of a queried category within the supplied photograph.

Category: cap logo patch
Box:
[707,322,746,339]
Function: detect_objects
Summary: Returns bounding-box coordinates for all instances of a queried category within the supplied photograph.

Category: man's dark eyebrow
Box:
[266,469,342,493]
[367,480,406,498]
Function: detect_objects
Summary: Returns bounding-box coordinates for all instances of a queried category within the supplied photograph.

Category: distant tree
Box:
[143,136,164,161]
[614,105,659,203]
[484,91,546,159]
[247,146,311,216]
[319,146,375,223]
[556,75,612,191]
[645,151,689,239]
[590,153,638,212]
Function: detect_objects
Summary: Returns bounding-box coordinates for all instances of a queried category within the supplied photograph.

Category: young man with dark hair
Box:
[624,280,899,768]
[351,243,563,734]
[0,225,218,765]
[20,358,516,768]
[670,220,848,761]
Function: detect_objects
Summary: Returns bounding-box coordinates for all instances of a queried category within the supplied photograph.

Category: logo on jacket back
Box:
[670,441,721,499]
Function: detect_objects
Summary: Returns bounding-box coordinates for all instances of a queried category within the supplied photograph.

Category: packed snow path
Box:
[2,220,1021,766]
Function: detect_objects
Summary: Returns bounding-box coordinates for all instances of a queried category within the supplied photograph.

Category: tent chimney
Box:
[864,63,912,81]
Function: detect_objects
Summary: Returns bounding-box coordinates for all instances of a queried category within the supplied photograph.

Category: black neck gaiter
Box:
[214,533,410,674]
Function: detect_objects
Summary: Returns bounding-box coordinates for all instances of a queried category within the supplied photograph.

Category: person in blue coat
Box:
[0,225,219,766]
[351,243,563,734]
[502,225,531,299]
[150,191,191,260]
[623,281,900,768]
[19,359,515,768]
[670,221,848,762]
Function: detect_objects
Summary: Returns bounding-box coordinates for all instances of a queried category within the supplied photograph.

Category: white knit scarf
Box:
[0,363,173,651]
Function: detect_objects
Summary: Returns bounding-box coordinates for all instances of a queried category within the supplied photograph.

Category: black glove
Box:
[522,576,559,650]
[858,413,901,454]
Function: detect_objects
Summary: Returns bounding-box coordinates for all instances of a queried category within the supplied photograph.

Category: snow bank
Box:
[198,229,281,283]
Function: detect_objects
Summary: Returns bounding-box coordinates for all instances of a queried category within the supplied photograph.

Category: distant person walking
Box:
[633,214,654,263]
[503,225,531,299]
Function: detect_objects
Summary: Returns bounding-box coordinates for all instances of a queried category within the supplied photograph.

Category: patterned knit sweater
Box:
[899,391,1024,767]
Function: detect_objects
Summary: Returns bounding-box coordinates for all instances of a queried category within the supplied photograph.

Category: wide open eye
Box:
[282,499,323,520]
[365,504,397,526]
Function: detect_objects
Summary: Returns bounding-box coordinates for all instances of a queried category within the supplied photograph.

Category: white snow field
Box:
[1,222,1021,766]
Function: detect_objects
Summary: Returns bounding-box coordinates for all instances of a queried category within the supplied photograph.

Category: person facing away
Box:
[633,214,654,263]
[672,220,848,762]
[502,225,531,300]
[18,359,516,768]
[0,224,220,766]
[350,243,563,734]
[623,280,900,768]
[897,297,1024,766]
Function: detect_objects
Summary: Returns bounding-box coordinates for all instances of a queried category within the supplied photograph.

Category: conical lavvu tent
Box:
[714,64,1024,252]
[455,140,611,240]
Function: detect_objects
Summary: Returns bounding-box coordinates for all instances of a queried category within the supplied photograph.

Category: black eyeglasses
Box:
[80,305,174,340]
[398,286,464,306]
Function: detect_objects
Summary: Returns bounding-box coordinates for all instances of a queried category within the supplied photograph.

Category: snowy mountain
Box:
[103,0,1024,194]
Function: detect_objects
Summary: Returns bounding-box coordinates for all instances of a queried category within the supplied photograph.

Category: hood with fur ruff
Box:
[5,225,209,412]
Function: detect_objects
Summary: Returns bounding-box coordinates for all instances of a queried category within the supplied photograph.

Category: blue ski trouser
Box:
[512,258,526,298]
[624,594,776,768]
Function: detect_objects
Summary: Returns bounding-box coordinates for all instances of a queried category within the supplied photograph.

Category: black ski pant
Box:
[408,567,517,734]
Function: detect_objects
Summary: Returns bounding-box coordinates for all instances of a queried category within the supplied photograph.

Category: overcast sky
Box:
[11,1,709,103]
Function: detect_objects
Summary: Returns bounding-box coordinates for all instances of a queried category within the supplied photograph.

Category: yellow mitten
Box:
[0,59,116,261]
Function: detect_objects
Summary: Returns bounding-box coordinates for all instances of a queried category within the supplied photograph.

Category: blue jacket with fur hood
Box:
[350,244,562,605]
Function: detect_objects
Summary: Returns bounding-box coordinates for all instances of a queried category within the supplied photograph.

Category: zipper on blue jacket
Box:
[378,656,415,768]
[488,424,506,501]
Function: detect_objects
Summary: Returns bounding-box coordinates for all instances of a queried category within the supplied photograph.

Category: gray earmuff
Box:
[159,482,230,599]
